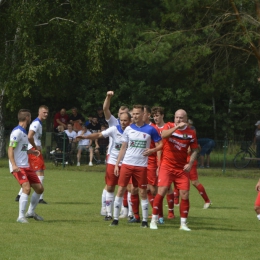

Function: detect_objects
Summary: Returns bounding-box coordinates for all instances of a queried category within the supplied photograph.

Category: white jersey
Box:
[64,130,77,141]
[122,123,162,167]
[106,114,120,155]
[28,118,42,149]
[9,126,29,172]
[102,125,124,165]
[77,130,91,146]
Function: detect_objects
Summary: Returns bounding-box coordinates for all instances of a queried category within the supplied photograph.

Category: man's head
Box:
[67,122,73,130]
[91,116,98,125]
[71,107,78,116]
[97,107,104,117]
[174,109,188,129]
[100,124,108,131]
[38,105,49,121]
[143,105,151,124]
[132,105,144,125]
[118,105,129,118]
[18,109,31,124]
[119,112,132,130]
[151,106,165,125]
[81,124,87,132]
[60,108,66,116]
[255,121,260,129]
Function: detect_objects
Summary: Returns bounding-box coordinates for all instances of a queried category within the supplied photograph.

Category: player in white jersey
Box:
[8,109,44,223]
[15,105,49,204]
[77,112,132,220]
[99,91,130,216]
[110,105,163,228]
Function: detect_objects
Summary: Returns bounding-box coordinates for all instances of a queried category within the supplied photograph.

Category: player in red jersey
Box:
[254,178,260,221]
[174,119,211,209]
[151,106,175,221]
[150,109,199,231]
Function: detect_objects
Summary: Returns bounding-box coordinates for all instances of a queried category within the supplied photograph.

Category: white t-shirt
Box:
[9,126,29,172]
[77,130,91,146]
[102,125,124,165]
[65,129,77,141]
[28,118,42,149]
[106,114,120,155]
[121,123,161,167]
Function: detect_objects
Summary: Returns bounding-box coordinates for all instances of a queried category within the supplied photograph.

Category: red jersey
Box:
[161,123,198,168]
[53,112,69,128]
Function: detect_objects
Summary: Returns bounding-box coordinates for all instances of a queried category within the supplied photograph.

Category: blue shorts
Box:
[198,138,215,156]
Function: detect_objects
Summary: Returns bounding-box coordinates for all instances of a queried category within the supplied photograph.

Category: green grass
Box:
[0,160,260,260]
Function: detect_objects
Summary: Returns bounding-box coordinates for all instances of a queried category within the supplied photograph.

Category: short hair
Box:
[151,106,165,116]
[119,106,128,111]
[18,109,31,122]
[144,105,151,114]
[120,112,132,121]
[132,104,144,111]
[67,122,73,127]
[39,105,49,111]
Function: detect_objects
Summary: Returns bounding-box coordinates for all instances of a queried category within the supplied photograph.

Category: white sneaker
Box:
[150,220,158,230]
[203,201,212,209]
[77,162,80,166]
[25,212,44,221]
[100,207,107,216]
[89,162,93,166]
[180,223,191,231]
[17,217,29,223]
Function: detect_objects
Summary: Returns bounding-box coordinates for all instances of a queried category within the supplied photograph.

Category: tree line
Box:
[1,0,260,157]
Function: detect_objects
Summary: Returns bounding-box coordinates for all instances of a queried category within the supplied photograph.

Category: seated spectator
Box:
[64,123,77,153]
[87,115,101,149]
[85,116,93,127]
[198,138,215,168]
[76,124,93,166]
[96,106,106,126]
[94,124,109,163]
[69,107,85,132]
[53,108,69,132]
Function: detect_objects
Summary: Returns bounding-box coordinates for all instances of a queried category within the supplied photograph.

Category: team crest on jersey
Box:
[130,141,135,147]
[143,134,146,138]
[21,144,28,151]
[183,134,188,139]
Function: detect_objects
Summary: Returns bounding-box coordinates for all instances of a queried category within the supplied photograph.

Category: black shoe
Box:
[128,217,141,223]
[38,199,47,204]
[104,215,113,221]
[110,219,118,226]
[15,195,20,202]
[141,221,148,228]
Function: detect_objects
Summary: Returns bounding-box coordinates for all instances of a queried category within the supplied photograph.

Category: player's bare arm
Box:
[77,132,103,140]
[28,129,37,150]
[143,140,163,156]
[114,142,127,177]
[183,148,199,172]
[103,91,114,120]
[27,149,40,157]
[8,146,20,172]
[161,122,187,138]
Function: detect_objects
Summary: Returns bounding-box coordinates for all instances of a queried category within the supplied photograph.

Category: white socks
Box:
[101,189,107,208]
[27,192,41,215]
[141,199,149,221]
[113,196,123,220]
[105,192,114,217]
[181,217,187,225]
[257,214,260,220]
[127,192,133,217]
[19,193,29,218]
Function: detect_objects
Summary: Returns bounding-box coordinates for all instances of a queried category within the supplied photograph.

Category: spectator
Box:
[85,116,93,127]
[53,108,69,133]
[94,124,109,163]
[96,106,106,126]
[64,122,77,153]
[76,124,93,166]
[253,120,260,168]
[198,138,215,168]
[69,107,85,132]
[87,115,101,150]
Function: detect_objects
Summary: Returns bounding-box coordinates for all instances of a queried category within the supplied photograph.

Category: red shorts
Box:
[12,167,41,185]
[118,164,147,189]
[147,165,158,186]
[28,149,45,171]
[189,164,198,181]
[105,163,119,186]
[255,191,260,207]
[158,163,190,191]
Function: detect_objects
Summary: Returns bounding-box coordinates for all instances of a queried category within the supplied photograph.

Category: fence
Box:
[2,130,259,170]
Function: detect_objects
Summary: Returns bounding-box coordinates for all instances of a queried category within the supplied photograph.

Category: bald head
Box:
[174,109,188,128]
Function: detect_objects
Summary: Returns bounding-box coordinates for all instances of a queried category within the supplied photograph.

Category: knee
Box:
[107,186,115,193]
[22,186,31,195]
[180,190,189,200]
[131,187,138,195]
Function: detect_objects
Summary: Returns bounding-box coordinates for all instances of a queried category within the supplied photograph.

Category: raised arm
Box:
[161,122,187,139]
[103,91,114,120]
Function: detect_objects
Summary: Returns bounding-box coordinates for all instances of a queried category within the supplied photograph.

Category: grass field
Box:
[0,160,260,260]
